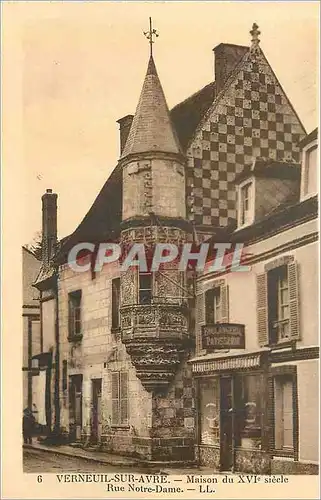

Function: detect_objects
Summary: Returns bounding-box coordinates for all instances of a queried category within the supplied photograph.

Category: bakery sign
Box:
[201,323,245,351]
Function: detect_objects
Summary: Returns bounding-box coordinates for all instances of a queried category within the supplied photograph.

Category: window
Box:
[234,374,263,446]
[111,278,120,329]
[199,378,220,446]
[268,266,290,344]
[68,290,82,339]
[62,360,68,392]
[302,145,318,198]
[205,288,221,324]
[274,376,294,453]
[111,372,128,426]
[139,272,152,304]
[239,182,253,227]
[257,260,299,347]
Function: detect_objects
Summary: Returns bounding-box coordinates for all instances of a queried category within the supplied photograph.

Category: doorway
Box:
[91,378,102,444]
[220,376,234,471]
[69,374,83,441]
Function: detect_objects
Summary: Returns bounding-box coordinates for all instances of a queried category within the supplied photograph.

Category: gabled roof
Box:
[234,158,301,184]
[298,127,318,149]
[121,56,182,158]
[171,82,216,149]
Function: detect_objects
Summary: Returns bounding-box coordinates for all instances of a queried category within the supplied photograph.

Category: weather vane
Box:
[143,17,159,57]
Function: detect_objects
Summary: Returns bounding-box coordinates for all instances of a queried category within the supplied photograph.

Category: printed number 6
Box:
[37,475,43,483]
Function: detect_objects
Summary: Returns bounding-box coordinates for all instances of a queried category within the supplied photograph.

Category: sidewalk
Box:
[24,442,207,474]
[24,442,144,468]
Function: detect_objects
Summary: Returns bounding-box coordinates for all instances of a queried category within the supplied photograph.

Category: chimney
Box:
[117,115,134,155]
[213,43,248,94]
[41,188,58,266]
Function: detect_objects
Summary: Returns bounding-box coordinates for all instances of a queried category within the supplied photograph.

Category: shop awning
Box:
[189,348,270,374]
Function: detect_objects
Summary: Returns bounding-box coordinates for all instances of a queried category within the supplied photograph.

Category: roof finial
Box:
[143,17,159,57]
[250,22,261,50]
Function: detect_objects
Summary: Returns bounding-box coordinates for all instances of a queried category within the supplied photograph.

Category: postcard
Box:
[1,1,319,499]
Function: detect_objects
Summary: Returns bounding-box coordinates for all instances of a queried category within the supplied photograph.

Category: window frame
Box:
[237,178,255,229]
[270,366,298,459]
[205,287,222,324]
[111,277,121,330]
[138,272,153,305]
[268,265,291,346]
[68,290,82,340]
[300,139,318,201]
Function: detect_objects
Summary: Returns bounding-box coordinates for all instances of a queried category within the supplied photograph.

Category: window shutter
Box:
[111,372,119,425]
[196,292,205,325]
[257,272,269,347]
[120,372,128,424]
[220,284,229,323]
[288,261,300,340]
[195,289,205,353]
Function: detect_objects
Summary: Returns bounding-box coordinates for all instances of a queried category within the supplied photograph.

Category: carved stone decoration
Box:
[120,303,189,393]
[123,340,186,393]
[120,267,137,305]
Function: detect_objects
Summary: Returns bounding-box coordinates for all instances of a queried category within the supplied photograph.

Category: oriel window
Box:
[139,272,152,304]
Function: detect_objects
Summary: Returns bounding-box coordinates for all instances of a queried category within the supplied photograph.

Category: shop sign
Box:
[201,323,245,351]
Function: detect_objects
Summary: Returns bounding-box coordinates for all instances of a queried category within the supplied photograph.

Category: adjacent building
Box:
[22,246,41,411]
[191,128,318,474]
[30,24,318,472]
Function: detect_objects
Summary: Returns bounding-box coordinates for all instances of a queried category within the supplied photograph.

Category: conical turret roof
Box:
[121,56,182,159]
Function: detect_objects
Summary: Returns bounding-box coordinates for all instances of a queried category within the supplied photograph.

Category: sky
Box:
[3,1,319,246]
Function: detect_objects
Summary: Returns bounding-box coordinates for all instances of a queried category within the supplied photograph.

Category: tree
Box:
[25,231,42,261]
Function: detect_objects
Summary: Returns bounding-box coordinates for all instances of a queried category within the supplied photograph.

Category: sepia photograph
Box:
[1,1,320,499]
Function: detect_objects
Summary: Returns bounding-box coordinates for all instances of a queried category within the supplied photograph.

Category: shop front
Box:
[191,350,271,474]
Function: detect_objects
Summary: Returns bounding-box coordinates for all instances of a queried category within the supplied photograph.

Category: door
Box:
[91,379,102,443]
[69,375,83,441]
[220,376,234,471]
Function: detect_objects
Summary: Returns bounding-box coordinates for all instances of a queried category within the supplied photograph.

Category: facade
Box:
[191,129,319,474]
[31,24,318,471]
[22,247,41,411]
[33,189,60,436]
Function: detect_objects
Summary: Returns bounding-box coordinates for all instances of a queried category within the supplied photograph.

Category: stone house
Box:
[33,24,317,469]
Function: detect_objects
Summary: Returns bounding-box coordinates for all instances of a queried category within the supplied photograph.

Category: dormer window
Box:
[301,143,318,199]
[238,180,254,228]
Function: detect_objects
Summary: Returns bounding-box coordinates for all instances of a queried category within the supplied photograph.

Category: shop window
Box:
[111,278,120,329]
[139,272,152,304]
[68,290,82,339]
[199,378,220,446]
[274,375,294,453]
[205,287,221,324]
[111,372,128,426]
[234,374,263,449]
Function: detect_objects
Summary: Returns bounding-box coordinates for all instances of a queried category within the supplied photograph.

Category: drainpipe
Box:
[53,268,61,439]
